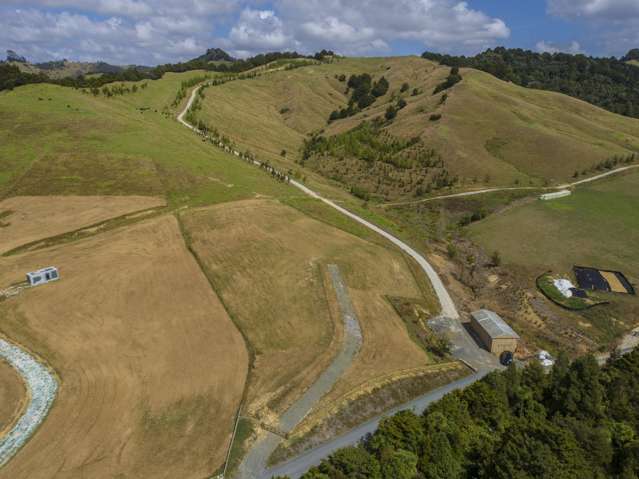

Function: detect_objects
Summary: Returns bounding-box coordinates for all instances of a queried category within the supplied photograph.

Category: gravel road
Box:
[235,265,363,479]
[178,86,498,479]
[0,338,58,467]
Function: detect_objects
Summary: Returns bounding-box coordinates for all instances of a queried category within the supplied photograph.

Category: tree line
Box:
[0,50,327,93]
[422,47,639,118]
[288,349,639,479]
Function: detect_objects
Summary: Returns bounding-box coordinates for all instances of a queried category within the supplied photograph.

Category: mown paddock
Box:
[469,170,639,280]
[180,199,434,426]
[0,359,26,437]
[0,215,247,478]
[0,195,165,255]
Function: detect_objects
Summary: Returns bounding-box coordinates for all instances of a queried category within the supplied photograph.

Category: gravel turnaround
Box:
[0,338,58,467]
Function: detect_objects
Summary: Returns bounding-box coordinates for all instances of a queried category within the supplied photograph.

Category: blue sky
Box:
[1,1,638,65]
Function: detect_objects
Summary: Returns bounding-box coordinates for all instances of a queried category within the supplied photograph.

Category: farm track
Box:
[382,164,639,208]
[178,82,499,478]
[235,265,363,479]
[0,338,58,468]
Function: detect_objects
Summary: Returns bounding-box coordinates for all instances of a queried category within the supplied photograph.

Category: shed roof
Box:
[471,309,520,340]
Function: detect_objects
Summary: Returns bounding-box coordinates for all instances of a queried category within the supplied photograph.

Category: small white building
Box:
[540,189,571,201]
[26,267,59,286]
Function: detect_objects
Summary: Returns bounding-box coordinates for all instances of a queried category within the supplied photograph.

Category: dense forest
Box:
[0,50,318,92]
[422,47,639,118]
[293,350,639,479]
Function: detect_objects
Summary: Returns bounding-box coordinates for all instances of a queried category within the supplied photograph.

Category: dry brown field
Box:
[0,195,166,254]
[0,358,26,436]
[0,215,247,478]
[181,199,431,425]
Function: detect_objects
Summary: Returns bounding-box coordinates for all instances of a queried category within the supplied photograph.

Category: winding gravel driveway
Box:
[178,85,497,479]
[0,338,58,467]
[235,265,363,479]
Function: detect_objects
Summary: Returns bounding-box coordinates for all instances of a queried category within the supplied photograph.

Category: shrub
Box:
[385,105,398,121]
[350,185,370,201]
[429,113,442,121]
[371,76,389,97]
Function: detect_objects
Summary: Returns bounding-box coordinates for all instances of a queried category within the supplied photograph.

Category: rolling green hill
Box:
[0,70,291,206]
[192,56,639,202]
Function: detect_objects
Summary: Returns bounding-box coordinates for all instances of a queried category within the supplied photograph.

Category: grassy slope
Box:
[434,69,639,186]
[469,169,639,278]
[0,71,292,206]
[196,56,639,197]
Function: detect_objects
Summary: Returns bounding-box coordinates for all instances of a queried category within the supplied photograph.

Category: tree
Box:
[280,149,287,157]
[369,411,425,455]
[385,105,398,121]
[381,449,418,479]
[397,98,407,109]
[401,82,410,92]
[320,446,382,478]
[372,76,389,97]
[419,432,463,479]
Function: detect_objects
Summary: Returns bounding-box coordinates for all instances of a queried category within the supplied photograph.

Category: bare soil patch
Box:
[0,215,247,478]
[181,199,431,429]
[0,359,27,437]
[0,195,165,254]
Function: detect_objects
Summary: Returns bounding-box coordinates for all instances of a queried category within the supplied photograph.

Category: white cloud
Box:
[536,40,584,54]
[273,0,510,55]
[547,0,639,55]
[229,9,296,54]
[548,0,639,20]
[1,0,511,64]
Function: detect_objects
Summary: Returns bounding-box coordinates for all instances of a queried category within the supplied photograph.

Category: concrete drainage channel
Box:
[235,265,362,479]
[0,338,58,467]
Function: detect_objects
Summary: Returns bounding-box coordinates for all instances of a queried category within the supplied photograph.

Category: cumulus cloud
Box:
[547,0,639,20]
[0,0,510,64]
[272,0,510,55]
[536,40,584,54]
[229,9,296,53]
[547,0,639,55]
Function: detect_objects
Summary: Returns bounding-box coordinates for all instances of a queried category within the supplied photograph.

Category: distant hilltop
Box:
[3,49,127,80]
[190,48,235,63]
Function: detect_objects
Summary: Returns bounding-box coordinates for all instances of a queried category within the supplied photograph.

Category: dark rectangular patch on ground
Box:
[573,266,635,295]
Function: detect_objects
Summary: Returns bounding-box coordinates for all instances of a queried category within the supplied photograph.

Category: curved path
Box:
[178,85,497,478]
[383,164,639,208]
[0,338,58,467]
[236,265,363,479]
[178,85,460,321]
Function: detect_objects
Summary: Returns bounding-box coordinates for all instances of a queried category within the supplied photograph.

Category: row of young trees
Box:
[85,82,148,97]
[290,350,639,479]
[423,47,639,118]
[573,153,638,178]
